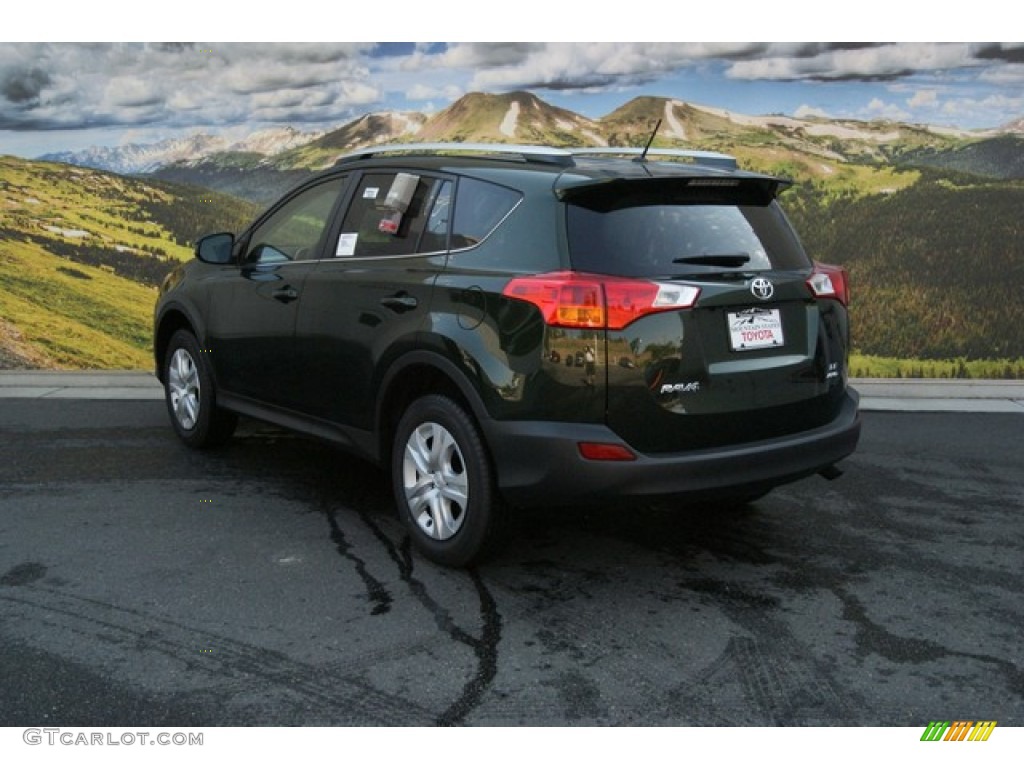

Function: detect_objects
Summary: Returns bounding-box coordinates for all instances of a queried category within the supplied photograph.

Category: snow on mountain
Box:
[40,135,230,174]
[999,117,1024,135]
[230,126,324,155]
[499,101,520,138]
[40,128,323,174]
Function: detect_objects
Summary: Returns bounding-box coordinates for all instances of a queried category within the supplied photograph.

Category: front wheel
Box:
[163,329,237,448]
[392,395,502,567]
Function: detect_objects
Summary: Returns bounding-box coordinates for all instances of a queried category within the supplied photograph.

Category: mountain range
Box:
[41,91,1024,195]
[40,126,324,175]
[6,90,1024,372]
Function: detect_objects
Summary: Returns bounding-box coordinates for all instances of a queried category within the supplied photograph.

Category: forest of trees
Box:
[137,180,259,247]
[781,171,1024,360]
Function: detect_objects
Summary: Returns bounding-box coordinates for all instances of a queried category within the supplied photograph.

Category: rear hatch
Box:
[562,175,850,453]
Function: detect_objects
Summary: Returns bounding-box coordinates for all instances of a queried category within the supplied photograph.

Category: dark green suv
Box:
[154,143,860,566]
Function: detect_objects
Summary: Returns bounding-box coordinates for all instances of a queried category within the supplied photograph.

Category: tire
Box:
[392,395,502,567]
[163,329,237,448]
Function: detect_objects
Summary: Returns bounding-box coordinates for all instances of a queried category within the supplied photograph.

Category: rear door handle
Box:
[380,294,418,312]
[272,287,299,303]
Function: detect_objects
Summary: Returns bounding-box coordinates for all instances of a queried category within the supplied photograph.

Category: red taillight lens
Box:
[807,262,849,307]
[503,271,700,330]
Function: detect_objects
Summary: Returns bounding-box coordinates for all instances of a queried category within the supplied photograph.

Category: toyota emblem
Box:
[750,278,774,300]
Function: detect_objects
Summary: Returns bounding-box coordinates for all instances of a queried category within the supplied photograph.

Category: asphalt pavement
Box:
[1,400,1021,726]
[1,370,1023,412]
[2,372,1022,727]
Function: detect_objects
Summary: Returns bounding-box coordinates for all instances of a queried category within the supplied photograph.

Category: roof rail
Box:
[569,147,738,171]
[335,142,575,167]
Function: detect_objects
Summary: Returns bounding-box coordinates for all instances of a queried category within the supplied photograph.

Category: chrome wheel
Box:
[168,347,201,431]
[402,421,469,540]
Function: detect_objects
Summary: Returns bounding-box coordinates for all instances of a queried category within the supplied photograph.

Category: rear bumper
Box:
[483,388,861,506]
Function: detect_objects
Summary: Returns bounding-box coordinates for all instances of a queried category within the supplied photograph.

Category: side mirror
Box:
[195,232,235,264]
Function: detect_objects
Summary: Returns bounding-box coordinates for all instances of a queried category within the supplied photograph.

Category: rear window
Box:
[567,200,810,278]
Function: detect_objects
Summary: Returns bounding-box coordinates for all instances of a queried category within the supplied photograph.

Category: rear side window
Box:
[451,177,521,249]
[337,173,449,257]
[567,200,810,278]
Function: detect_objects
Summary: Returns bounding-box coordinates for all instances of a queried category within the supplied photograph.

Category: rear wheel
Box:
[392,395,502,567]
[163,329,237,448]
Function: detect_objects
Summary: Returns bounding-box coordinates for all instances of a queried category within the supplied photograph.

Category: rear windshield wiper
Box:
[672,253,750,268]
[664,271,754,282]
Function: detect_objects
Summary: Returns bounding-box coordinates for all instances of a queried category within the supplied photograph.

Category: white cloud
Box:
[406,43,770,91]
[0,42,380,132]
[978,63,1024,84]
[103,76,162,108]
[864,97,912,122]
[406,83,463,101]
[794,104,831,119]
[941,92,1024,117]
[907,89,939,109]
[727,43,974,82]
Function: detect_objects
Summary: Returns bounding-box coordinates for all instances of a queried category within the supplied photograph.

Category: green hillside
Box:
[781,172,1024,360]
[897,136,1024,179]
[0,156,257,369]
[152,161,310,206]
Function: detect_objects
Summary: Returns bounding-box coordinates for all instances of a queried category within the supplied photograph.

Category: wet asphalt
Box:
[0,399,1021,726]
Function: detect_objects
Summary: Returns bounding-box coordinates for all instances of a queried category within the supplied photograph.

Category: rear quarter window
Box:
[451,177,522,249]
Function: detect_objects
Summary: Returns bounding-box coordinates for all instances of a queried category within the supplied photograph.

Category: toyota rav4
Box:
[154,143,860,566]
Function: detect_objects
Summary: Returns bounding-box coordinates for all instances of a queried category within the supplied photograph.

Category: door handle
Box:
[380,294,418,312]
[272,287,299,303]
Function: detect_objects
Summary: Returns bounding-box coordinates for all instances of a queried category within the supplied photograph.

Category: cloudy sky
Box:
[2,41,1023,158]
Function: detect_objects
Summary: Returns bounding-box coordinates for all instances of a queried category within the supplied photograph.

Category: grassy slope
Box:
[0,243,154,368]
[0,156,255,369]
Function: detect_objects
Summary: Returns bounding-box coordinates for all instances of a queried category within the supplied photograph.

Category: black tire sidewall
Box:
[392,395,497,567]
[163,329,233,448]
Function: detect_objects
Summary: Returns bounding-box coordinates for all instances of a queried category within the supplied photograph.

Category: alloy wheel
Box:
[168,347,201,431]
[401,421,470,540]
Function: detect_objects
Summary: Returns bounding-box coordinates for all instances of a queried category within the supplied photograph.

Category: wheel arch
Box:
[375,349,492,468]
[154,303,204,383]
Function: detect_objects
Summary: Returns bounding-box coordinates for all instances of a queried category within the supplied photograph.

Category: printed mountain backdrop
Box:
[2,90,1023,375]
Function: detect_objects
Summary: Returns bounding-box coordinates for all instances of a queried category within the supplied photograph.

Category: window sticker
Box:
[336,233,358,256]
[362,187,379,200]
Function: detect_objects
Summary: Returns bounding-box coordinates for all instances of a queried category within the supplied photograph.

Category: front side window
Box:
[245,177,347,264]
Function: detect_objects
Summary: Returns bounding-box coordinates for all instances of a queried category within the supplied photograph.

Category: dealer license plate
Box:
[728,308,784,351]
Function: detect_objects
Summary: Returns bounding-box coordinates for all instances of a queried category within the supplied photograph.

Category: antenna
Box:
[637,118,662,162]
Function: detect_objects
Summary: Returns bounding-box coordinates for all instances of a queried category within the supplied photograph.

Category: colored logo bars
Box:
[920,721,997,742]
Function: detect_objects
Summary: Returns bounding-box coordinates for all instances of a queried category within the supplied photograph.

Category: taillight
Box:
[807,262,849,307]
[502,271,700,330]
